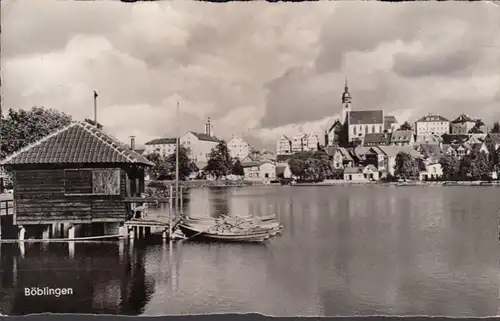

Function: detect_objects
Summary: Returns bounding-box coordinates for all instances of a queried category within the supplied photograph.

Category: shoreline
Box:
[291,180,500,187]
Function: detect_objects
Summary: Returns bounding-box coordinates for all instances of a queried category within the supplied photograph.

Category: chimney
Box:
[130,136,136,150]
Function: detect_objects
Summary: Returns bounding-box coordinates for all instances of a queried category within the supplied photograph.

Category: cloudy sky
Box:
[1,1,500,149]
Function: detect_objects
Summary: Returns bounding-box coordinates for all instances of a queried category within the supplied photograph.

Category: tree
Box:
[165,146,195,180]
[491,122,500,134]
[1,107,72,159]
[145,153,171,180]
[394,152,419,180]
[439,154,460,180]
[231,159,244,176]
[204,141,233,179]
[460,150,490,180]
[398,121,413,131]
[469,119,485,134]
[287,150,332,181]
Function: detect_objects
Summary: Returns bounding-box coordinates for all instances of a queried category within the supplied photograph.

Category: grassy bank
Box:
[291,180,500,186]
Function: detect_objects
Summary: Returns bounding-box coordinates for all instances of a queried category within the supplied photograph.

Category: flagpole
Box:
[175,101,180,216]
[93,90,98,125]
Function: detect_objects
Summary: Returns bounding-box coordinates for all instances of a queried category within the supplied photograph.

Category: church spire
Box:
[342,78,351,104]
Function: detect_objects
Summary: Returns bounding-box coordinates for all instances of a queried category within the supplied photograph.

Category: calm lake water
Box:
[1,185,499,316]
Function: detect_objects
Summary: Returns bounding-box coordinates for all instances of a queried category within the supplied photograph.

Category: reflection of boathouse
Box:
[0,242,154,315]
[0,121,154,239]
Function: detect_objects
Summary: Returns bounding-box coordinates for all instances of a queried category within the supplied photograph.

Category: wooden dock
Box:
[124,219,169,228]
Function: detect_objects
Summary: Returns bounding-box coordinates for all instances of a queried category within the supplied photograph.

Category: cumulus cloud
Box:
[1,1,499,150]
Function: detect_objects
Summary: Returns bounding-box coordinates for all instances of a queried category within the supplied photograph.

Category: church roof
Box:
[348,110,384,125]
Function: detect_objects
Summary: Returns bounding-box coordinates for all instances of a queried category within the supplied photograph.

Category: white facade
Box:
[419,163,443,181]
[228,136,251,160]
[415,114,450,137]
[303,133,319,151]
[291,133,306,153]
[144,138,176,156]
[243,161,276,182]
[348,123,384,142]
[180,132,219,163]
[276,135,292,155]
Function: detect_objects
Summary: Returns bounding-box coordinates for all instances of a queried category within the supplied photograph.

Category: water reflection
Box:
[0,186,498,316]
[0,241,155,315]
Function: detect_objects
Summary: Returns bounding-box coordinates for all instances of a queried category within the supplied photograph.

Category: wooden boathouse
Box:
[0,121,158,240]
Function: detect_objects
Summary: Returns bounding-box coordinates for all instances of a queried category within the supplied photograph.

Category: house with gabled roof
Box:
[390,130,415,146]
[450,114,476,135]
[144,137,177,156]
[343,165,379,182]
[241,159,276,183]
[415,113,450,137]
[276,135,292,155]
[362,133,391,147]
[0,121,154,240]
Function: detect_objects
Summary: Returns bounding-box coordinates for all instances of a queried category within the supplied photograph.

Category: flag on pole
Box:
[94,90,98,98]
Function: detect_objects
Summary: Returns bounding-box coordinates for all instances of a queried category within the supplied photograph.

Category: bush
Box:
[147,180,168,191]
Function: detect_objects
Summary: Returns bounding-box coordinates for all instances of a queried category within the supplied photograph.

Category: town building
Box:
[450,114,476,135]
[324,120,343,147]
[348,110,385,143]
[144,137,177,156]
[180,118,220,166]
[390,130,415,146]
[242,160,276,182]
[419,162,443,181]
[414,113,450,137]
[276,135,292,155]
[228,136,251,160]
[303,133,320,151]
[276,163,292,179]
[484,133,500,155]
[291,132,306,153]
[326,146,354,169]
[0,121,154,240]
[343,165,379,182]
[362,133,391,147]
[384,116,399,133]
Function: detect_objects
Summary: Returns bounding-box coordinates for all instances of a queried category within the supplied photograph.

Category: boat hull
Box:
[179,224,270,243]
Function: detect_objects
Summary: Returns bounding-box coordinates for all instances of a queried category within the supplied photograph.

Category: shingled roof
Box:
[349,110,384,125]
[0,121,154,166]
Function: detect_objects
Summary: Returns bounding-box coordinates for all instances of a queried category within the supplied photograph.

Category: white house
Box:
[242,160,276,182]
[415,113,450,137]
[303,133,319,151]
[291,132,307,153]
[276,135,292,155]
[228,136,251,160]
[180,131,220,163]
[419,163,443,181]
[390,130,415,147]
[343,165,379,182]
[144,137,177,156]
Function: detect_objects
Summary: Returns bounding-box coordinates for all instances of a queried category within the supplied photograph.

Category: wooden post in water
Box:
[169,185,173,239]
[180,186,183,215]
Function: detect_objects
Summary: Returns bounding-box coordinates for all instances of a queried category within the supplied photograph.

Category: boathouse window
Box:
[64,168,121,195]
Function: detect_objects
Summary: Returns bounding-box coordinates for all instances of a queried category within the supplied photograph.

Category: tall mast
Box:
[175,100,180,217]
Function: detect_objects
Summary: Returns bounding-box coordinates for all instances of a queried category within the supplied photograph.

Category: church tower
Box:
[341,78,352,125]
[205,117,214,136]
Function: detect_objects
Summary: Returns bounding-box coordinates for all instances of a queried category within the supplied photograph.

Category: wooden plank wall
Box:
[14,168,128,225]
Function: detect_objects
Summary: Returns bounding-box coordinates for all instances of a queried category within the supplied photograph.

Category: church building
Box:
[325,79,390,147]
